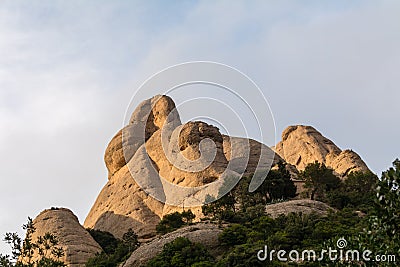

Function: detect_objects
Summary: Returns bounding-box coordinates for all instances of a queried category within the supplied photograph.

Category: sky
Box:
[0,0,399,254]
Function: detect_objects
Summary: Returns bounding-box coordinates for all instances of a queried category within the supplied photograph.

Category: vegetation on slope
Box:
[1,160,398,266]
[300,161,377,211]
[156,210,195,235]
[85,228,139,267]
[202,162,297,223]
[0,218,65,267]
[149,160,399,266]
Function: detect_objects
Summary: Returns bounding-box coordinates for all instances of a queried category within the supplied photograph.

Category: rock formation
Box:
[122,223,223,267]
[84,95,279,239]
[82,163,164,239]
[27,208,102,267]
[16,95,374,267]
[85,97,370,241]
[265,199,334,218]
[274,125,369,177]
[146,121,229,187]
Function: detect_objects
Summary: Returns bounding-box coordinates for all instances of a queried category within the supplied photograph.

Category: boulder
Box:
[122,223,222,267]
[84,163,164,239]
[265,199,334,218]
[26,208,102,267]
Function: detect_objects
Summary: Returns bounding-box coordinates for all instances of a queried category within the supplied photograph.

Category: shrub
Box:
[87,229,119,254]
[146,237,214,267]
[202,162,297,223]
[326,171,377,210]
[219,224,248,246]
[300,161,341,201]
[86,228,139,267]
[357,159,400,258]
[156,210,195,234]
[0,218,66,267]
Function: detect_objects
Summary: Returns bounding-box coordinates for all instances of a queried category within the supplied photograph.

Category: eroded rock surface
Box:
[274,125,369,177]
[27,208,102,267]
[85,95,281,238]
[86,98,370,241]
[265,199,334,218]
[122,223,222,267]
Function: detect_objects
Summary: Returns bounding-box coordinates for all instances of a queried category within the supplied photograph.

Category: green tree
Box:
[122,228,140,253]
[87,229,119,254]
[215,242,268,267]
[219,224,248,246]
[181,210,196,224]
[358,159,400,259]
[0,218,65,267]
[202,192,236,223]
[300,161,341,200]
[146,237,214,267]
[156,210,196,235]
[256,162,297,202]
[86,228,140,267]
[326,171,377,210]
[202,162,297,223]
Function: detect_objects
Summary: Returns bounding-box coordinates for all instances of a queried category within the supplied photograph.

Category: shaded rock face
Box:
[122,224,223,267]
[83,163,164,239]
[85,95,279,239]
[28,208,102,267]
[274,125,369,177]
[265,199,334,218]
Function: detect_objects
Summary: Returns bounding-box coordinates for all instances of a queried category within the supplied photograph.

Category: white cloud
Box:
[133,0,400,172]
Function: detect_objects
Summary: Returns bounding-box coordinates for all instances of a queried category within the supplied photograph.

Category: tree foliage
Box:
[257,161,297,202]
[357,159,400,260]
[326,171,377,210]
[85,228,139,267]
[150,210,367,266]
[146,237,214,267]
[202,162,297,223]
[87,229,119,255]
[300,161,341,200]
[0,218,65,267]
[156,210,195,235]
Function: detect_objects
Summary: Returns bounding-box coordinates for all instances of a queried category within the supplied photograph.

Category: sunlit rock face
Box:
[85,97,370,240]
[274,125,369,177]
[25,208,102,267]
[84,95,279,238]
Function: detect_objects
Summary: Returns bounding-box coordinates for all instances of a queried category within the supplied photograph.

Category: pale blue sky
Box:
[1,0,399,254]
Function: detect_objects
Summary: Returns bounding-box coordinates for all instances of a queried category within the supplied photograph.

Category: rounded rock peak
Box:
[24,207,102,266]
[281,125,321,141]
[104,95,182,178]
[276,124,370,176]
[150,95,179,129]
[37,207,79,221]
[129,95,181,140]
